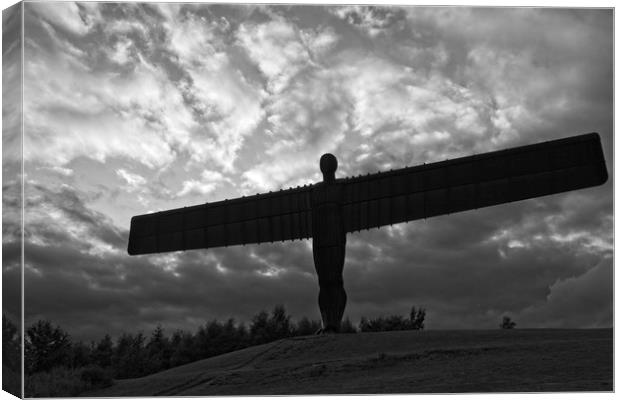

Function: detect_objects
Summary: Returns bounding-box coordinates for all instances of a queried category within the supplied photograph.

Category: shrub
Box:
[293,317,321,336]
[3,315,21,396]
[359,306,426,332]
[80,364,113,388]
[409,307,426,330]
[3,364,21,398]
[500,316,516,329]
[25,365,111,397]
[3,315,20,371]
[359,316,389,332]
[340,317,357,333]
[25,367,84,397]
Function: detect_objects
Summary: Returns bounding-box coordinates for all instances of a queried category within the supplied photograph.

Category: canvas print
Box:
[2,2,613,397]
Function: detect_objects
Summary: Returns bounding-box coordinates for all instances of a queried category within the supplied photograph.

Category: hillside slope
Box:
[86,329,612,396]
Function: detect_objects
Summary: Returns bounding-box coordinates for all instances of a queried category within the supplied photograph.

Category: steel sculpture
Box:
[128,132,608,332]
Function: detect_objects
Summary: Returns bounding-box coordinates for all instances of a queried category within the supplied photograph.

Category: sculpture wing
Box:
[341,132,608,233]
[128,185,313,255]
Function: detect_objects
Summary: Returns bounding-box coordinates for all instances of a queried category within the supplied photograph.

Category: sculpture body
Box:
[311,155,347,332]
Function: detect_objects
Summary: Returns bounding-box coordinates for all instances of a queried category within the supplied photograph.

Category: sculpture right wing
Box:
[128,185,314,255]
[341,132,608,233]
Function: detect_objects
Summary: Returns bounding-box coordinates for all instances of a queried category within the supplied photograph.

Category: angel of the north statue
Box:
[128,132,607,333]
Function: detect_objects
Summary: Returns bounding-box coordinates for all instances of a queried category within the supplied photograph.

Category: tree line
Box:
[3,305,426,396]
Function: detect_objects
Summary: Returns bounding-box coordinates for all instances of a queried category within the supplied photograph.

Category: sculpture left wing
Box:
[341,132,608,233]
[128,185,314,255]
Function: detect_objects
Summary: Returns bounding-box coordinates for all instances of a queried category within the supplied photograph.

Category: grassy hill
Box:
[86,329,612,396]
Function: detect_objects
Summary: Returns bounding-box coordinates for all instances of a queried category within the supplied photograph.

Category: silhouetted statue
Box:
[128,133,607,333]
[312,154,347,332]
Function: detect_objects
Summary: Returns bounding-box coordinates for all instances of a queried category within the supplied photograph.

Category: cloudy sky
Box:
[3,3,613,341]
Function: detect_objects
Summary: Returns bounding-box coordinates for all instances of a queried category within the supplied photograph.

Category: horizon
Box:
[10,307,613,346]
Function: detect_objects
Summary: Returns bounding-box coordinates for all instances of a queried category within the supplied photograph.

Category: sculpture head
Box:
[320,153,338,183]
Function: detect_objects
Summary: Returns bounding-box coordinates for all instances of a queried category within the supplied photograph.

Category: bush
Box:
[359,306,426,332]
[293,317,322,336]
[500,316,516,329]
[25,365,112,397]
[3,315,20,371]
[26,367,84,397]
[3,364,21,398]
[409,307,426,330]
[3,315,21,396]
[340,317,357,333]
[80,364,113,388]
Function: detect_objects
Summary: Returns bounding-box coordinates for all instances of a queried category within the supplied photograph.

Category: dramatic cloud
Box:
[158,4,266,172]
[31,2,94,35]
[236,15,338,94]
[177,170,228,197]
[11,4,613,340]
[2,3,23,325]
[22,8,189,170]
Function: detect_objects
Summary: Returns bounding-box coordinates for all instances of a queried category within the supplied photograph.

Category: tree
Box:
[169,330,196,367]
[409,306,426,330]
[249,310,270,345]
[70,341,92,368]
[113,332,147,378]
[500,316,516,329]
[250,305,293,344]
[221,318,247,353]
[91,334,114,368]
[268,305,292,339]
[25,320,71,374]
[235,322,249,349]
[146,325,171,374]
[195,319,225,359]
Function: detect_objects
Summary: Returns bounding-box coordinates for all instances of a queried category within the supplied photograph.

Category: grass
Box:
[86,329,612,396]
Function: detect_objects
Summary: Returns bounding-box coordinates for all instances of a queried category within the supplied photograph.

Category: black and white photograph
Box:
[1,1,614,397]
